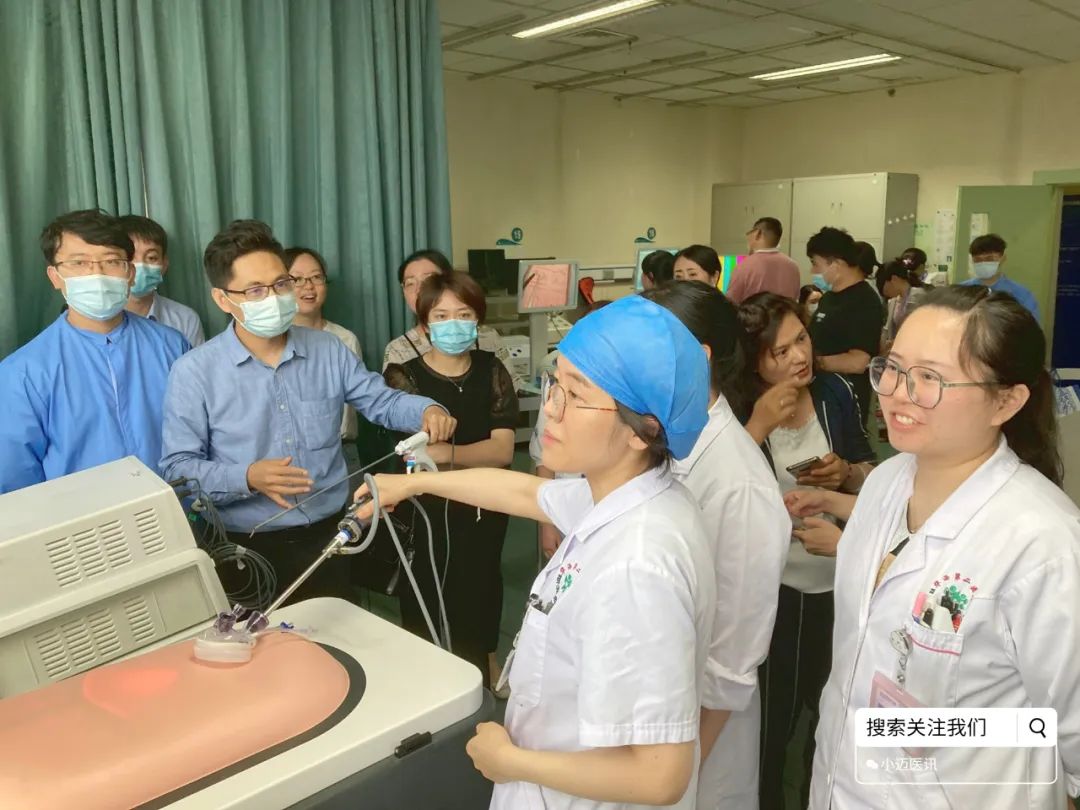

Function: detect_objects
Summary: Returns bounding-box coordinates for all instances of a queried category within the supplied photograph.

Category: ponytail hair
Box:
[854,240,882,278]
[921,285,1062,486]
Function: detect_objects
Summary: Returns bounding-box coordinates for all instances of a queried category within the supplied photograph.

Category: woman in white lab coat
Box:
[355,295,717,810]
[808,285,1080,808]
[644,281,791,810]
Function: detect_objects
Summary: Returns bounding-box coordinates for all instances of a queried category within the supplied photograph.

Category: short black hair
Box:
[806,226,858,267]
[799,284,819,305]
[40,209,134,265]
[416,270,487,326]
[641,250,675,284]
[970,233,1007,256]
[203,220,286,289]
[901,247,927,269]
[284,246,329,276]
[397,249,453,283]
[116,214,168,255]
[674,244,722,280]
[853,241,881,277]
[753,217,783,247]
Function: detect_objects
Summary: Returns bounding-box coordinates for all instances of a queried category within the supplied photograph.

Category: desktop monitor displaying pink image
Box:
[517,260,579,313]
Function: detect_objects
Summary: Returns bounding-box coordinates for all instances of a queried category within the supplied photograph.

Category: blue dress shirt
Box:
[0,313,189,493]
[960,275,1041,323]
[160,324,438,532]
[148,293,206,347]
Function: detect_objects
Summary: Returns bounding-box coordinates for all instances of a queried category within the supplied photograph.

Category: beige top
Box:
[322,320,361,441]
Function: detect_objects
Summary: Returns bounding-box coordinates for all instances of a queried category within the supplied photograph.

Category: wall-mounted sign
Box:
[634,226,657,244]
[496,227,524,247]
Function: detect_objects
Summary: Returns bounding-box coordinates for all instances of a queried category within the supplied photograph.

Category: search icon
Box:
[1029,718,1047,739]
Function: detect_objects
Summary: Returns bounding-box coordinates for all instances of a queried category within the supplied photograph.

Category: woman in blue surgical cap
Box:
[355,295,716,810]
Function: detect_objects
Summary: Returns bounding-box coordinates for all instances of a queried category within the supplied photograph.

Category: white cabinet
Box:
[712,172,918,279]
[710,180,793,257]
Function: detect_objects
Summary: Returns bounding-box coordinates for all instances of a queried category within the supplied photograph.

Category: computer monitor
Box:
[719,254,747,294]
[517,260,579,314]
[467,249,506,292]
[633,247,678,291]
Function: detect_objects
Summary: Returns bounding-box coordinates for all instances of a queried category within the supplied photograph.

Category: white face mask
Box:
[235,293,298,338]
[973,261,1000,280]
[808,302,819,315]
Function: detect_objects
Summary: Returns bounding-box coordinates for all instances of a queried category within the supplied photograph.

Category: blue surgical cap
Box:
[559,295,709,460]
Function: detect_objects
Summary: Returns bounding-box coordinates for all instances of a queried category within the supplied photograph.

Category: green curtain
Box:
[0,0,144,355]
[134,0,451,361]
[0,0,451,363]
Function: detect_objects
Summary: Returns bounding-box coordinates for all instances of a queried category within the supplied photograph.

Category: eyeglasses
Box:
[402,274,439,292]
[869,356,997,410]
[55,258,130,277]
[290,273,327,288]
[541,372,620,423]
[222,276,296,302]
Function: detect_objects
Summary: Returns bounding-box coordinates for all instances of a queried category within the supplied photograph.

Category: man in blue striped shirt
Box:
[0,210,189,494]
[161,220,455,603]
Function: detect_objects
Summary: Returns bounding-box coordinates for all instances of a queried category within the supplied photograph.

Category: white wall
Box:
[444,72,743,267]
[445,60,1080,266]
[739,60,1080,239]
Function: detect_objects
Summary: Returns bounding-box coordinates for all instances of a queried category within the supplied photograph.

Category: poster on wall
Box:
[970,213,990,240]
[933,209,956,270]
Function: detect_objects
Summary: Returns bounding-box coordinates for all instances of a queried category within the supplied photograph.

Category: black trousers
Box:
[220,509,353,609]
[398,497,508,688]
[759,585,835,810]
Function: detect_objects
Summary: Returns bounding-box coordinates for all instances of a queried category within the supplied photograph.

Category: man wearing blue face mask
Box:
[961,233,1041,323]
[0,209,190,493]
[160,220,456,604]
[119,215,206,346]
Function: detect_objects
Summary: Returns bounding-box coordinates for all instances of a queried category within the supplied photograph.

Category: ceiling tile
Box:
[812,73,887,92]
[443,54,521,73]
[756,85,836,100]
[707,94,775,106]
[603,5,747,38]
[683,12,839,50]
[509,64,591,82]
[699,76,767,93]
[686,0,773,16]
[645,66,730,84]
[453,35,574,59]
[767,39,887,65]
[701,54,794,74]
[438,0,531,27]
[601,78,673,95]
[644,87,726,101]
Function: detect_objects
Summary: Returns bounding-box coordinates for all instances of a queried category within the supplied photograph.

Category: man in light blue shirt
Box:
[961,233,1041,323]
[161,220,455,603]
[120,215,206,346]
[0,210,189,494]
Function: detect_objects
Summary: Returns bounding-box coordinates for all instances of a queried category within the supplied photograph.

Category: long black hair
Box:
[921,285,1062,486]
[641,281,754,423]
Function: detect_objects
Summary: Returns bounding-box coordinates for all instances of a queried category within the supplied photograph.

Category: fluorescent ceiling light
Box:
[751,53,901,81]
[513,0,663,39]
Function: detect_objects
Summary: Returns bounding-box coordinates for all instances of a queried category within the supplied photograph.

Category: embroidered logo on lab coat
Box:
[555,562,581,596]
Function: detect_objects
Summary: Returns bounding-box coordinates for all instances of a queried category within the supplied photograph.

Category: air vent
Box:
[45,537,82,587]
[86,609,122,659]
[35,628,71,679]
[124,597,157,644]
[72,527,107,577]
[134,508,166,556]
[99,520,132,569]
[62,619,96,669]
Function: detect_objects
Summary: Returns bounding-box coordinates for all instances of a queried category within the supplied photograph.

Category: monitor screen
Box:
[720,254,747,294]
[517,261,579,314]
[633,247,678,291]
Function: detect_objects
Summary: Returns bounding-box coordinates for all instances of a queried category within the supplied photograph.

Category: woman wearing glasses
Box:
[737,291,876,810]
[382,270,518,690]
[285,247,363,470]
[355,295,716,810]
[809,286,1080,808]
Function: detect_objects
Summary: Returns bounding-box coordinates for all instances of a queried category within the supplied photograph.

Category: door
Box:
[953,185,1060,335]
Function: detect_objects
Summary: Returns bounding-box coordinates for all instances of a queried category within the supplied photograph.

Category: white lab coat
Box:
[673,396,791,810]
[811,438,1080,808]
[494,468,717,810]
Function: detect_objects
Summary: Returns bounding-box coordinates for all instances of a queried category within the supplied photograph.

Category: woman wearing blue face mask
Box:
[383,270,519,689]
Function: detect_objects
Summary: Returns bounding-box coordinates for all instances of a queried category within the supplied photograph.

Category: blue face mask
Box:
[131,263,164,297]
[811,273,832,292]
[973,261,1000,280]
[63,274,130,321]
[236,293,298,338]
[429,319,478,355]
